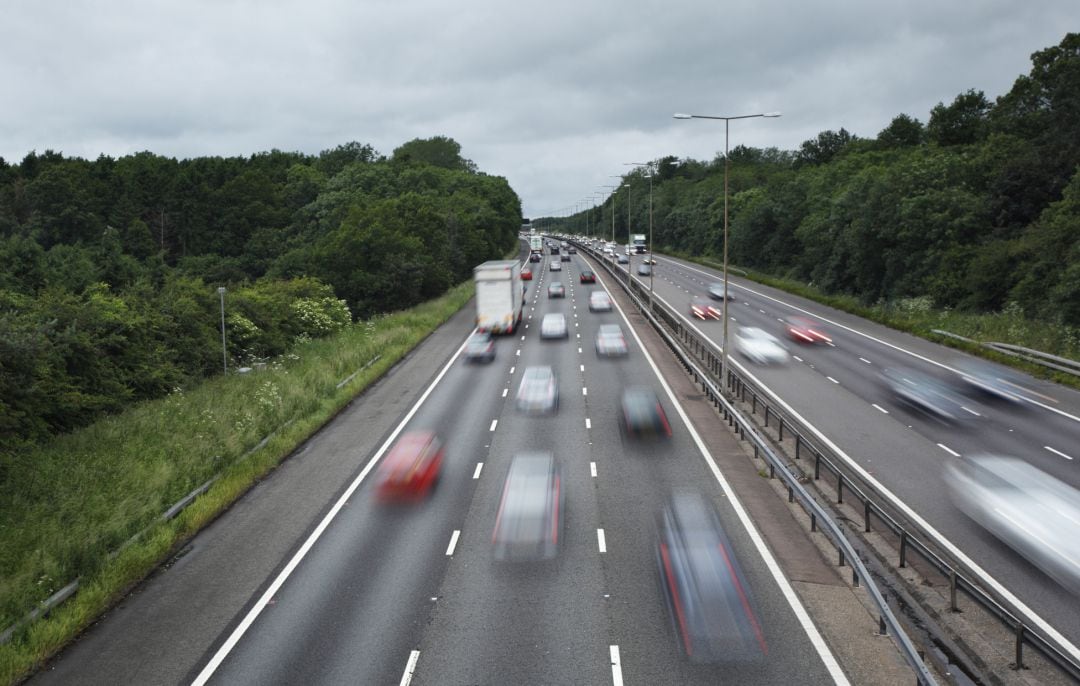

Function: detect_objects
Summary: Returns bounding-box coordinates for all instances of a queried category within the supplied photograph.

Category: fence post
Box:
[899,531,908,568]
[837,473,844,504]
[1014,622,1026,671]
[864,500,871,533]
[950,569,959,612]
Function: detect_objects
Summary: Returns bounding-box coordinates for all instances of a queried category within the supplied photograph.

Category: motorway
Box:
[600,246,1080,660]
[28,246,862,685]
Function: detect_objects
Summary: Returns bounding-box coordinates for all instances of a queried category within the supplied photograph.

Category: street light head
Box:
[217,286,226,295]
[763,111,782,118]
[673,113,693,119]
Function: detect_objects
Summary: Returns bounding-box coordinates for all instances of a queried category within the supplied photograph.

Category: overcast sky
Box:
[2,1,1077,219]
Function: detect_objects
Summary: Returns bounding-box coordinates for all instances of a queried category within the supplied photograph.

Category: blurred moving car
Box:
[547,281,566,298]
[637,264,652,276]
[529,252,541,263]
[463,331,495,363]
[521,267,532,281]
[561,253,571,262]
[690,297,722,320]
[493,453,563,561]
[516,365,559,413]
[881,366,975,423]
[734,327,789,365]
[707,283,732,301]
[375,431,444,502]
[952,360,1033,403]
[589,291,613,312]
[642,255,657,265]
[784,316,832,344]
[656,491,768,662]
[595,323,629,357]
[617,254,629,264]
[568,246,577,254]
[580,269,596,284]
[540,312,568,339]
[621,387,672,438]
[549,260,562,272]
[945,455,1080,595]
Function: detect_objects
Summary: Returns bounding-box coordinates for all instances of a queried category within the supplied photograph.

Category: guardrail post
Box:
[814,452,821,480]
[864,500,871,532]
[839,548,845,567]
[795,435,801,459]
[899,531,908,568]
[852,568,859,587]
[778,417,784,441]
[837,473,844,504]
[769,463,775,479]
[1014,622,1026,671]
[810,513,817,532]
[763,403,768,424]
[878,612,887,636]
[949,569,958,612]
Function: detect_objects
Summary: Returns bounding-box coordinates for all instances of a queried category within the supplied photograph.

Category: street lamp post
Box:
[624,182,632,288]
[626,161,656,308]
[673,111,781,396]
[217,286,227,375]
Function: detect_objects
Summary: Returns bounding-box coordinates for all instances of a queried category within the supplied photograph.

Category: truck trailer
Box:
[474,260,525,334]
[631,234,648,254]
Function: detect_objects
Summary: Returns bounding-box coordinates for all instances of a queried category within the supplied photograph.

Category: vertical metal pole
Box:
[218,286,227,375]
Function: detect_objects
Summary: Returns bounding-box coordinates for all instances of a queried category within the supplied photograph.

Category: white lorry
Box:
[474,260,524,334]
[631,234,648,254]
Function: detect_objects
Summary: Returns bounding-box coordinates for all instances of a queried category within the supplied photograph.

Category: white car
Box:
[516,366,559,413]
[550,260,562,272]
[734,327,789,365]
[595,324,628,357]
[540,313,568,339]
[588,291,613,312]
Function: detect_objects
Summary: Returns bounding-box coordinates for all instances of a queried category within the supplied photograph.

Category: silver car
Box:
[588,291,613,312]
[595,324,628,357]
[516,366,559,413]
[734,327,789,365]
[540,312,568,339]
[549,260,562,272]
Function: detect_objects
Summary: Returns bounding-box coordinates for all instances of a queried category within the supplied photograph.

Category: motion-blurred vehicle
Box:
[641,255,657,265]
[375,431,444,502]
[656,491,768,663]
[945,455,1080,595]
[617,254,629,264]
[589,291,613,312]
[474,260,524,334]
[463,331,495,363]
[637,264,652,276]
[540,312,568,339]
[568,246,577,254]
[547,281,566,298]
[707,283,732,301]
[690,297,722,320]
[550,245,560,255]
[520,267,532,281]
[549,260,562,272]
[881,366,975,423]
[952,360,1032,403]
[516,366,559,413]
[529,252,541,263]
[595,324,629,357]
[580,269,596,284]
[784,316,832,344]
[493,453,563,561]
[734,327,789,365]
[561,253,571,262]
[621,387,672,438]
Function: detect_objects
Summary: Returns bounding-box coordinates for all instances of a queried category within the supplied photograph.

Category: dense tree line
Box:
[0,136,520,457]
[563,33,1080,328]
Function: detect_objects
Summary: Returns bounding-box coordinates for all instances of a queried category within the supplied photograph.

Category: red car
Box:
[376,431,444,502]
[784,316,831,344]
[521,267,533,281]
[580,269,596,284]
[690,297,722,320]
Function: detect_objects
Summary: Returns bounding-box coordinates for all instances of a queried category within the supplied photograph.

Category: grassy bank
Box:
[0,280,474,685]
[672,252,1080,387]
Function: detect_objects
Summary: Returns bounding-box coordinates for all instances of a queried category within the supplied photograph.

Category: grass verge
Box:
[0,280,474,685]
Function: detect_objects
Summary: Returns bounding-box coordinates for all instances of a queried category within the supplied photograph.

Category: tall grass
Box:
[0,281,474,685]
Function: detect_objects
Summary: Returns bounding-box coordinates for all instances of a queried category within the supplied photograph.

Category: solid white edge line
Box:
[446,529,461,556]
[398,649,421,686]
[610,645,624,686]
[191,329,476,686]
[597,528,607,553]
[1045,446,1073,461]
[597,271,850,684]
[826,376,839,384]
[937,443,961,457]
[644,272,1080,662]
[872,404,889,414]
[859,357,872,364]
[473,462,483,479]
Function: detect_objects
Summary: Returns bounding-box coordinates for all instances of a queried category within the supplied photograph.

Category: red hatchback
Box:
[521,267,533,281]
[376,431,444,502]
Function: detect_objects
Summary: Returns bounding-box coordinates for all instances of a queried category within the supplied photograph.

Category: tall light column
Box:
[626,161,656,307]
[673,111,781,396]
[217,286,227,374]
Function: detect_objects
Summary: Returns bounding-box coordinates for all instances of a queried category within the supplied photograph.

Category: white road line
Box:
[580,364,585,372]
[872,404,889,414]
[582,387,588,396]
[938,443,961,457]
[793,356,804,363]
[859,357,872,364]
[473,462,483,479]
[510,366,515,374]
[590,462,597,477]
[597,528,607,553]
[826,376,839,384]
[501,388,508,398]
[585,418,592,429]
[489,419,498,432]
[515,349,520,356]
[398,650,420,686]
[578,347,583,354]
[521,335,526,341]
[445,530,461,556]
[610,646,624,686]
[961,406,981,416]
[1046,446,1074,461]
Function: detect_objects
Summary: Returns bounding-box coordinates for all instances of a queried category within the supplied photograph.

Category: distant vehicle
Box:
[734,327,789,365]
[474,260,524,334]
[595,323,629,357]
[641,255,657,265]
[375,431,444,502]
[561,253,571,262]
[707,283,732,301]
[617,255,629,264]
[637,264,652,276]
[463,331,495,363]
[493,453,563,561]
[589,291,613,312]
[631,233,648,253]
[579,269,596,284]
[521,267,532,281]
[657,491,768,663]
[568,246,577,254]
[516,365,559,413]
[784,316,831,344]
[540,312,568,339]
[529,252,541,263]
[881,367,974,423]
[952,360,1031,403]
[690,297,722,320]
[549,260,562,272]
[621,387,671,438]
[550,245,560,255]
[529,235,544,255]
[547,281,565,298]
[946,455,1080,595]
